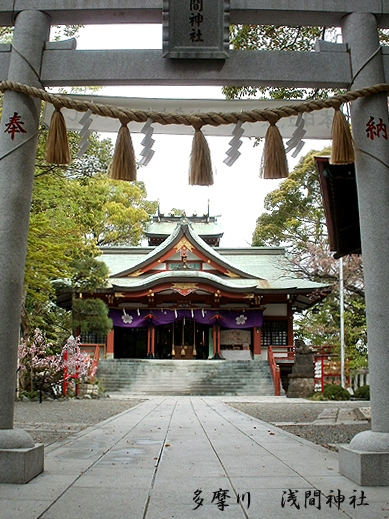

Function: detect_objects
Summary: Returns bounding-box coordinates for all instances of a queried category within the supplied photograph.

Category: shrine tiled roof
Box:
[217,249,325,289]
[108,270,268,291]
[99,221,326,293]
[103,221,264,281]
[99,248,152,275]
[145,220,223,238]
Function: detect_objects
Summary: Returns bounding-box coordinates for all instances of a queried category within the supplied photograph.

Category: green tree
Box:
[72,298,113,336]
[223,25,329,101]
[66,172,157,247]
[252,148,366,367]
[253,148,330,251]
[22,129,157,341]
[224,25,389,101]
[169,208,185,216]
[0,24,157,342]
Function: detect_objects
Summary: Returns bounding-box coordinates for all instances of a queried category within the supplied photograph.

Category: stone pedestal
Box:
[339,431,389,486]
[0,428,43,483]
[287,353,314,398]
[287,375,314,398]
[0,444,44,484]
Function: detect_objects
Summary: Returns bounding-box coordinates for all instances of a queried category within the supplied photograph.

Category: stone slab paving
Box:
[0,397,388,519]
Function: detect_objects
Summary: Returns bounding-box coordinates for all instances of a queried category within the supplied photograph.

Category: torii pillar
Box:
[339,13,389,485]
[0,10,49,483]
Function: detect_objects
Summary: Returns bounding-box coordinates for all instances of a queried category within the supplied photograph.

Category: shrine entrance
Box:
[118,320,210,360]
[170,320,209,360]
[114,327,148,359]
[113,320,210,360]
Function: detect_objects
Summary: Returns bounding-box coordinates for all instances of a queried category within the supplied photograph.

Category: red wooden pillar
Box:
[253,326,261,358]
[62,348,68,395]
[147,323,155,358]
[212,323,222,359]
[106,329,114,359]
[151,324,155,357]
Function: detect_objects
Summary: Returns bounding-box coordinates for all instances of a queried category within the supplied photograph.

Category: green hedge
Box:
[323,384,351,401]
[354,385,370,400]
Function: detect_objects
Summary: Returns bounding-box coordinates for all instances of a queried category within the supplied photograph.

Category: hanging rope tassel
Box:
[330,106,355,164]
[45,107,71,164]
[189,121,214,186]
[260,120,288,179]
[108,119,137,181]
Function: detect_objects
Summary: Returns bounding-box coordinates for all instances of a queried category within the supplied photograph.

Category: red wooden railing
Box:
[269,344,349,393]
[268,346,281,396]
[271,345,295,359]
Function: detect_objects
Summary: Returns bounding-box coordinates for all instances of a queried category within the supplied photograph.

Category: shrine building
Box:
[69,208,328,363]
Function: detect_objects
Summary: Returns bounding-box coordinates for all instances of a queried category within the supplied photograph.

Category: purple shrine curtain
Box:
[110,308,263,329]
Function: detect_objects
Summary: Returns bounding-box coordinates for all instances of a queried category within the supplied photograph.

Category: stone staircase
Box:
[97,359,275,396]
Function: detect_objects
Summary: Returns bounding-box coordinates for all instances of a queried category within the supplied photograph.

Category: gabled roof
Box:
[145,206,223,246]
[98,220,328,305]
[106,220,264,281]
[145,217,223,239]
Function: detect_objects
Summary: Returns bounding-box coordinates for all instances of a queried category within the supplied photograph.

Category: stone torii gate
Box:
[0,1,389,485]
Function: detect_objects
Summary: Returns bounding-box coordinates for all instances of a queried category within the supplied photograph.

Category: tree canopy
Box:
[224,24,389,101]
[252,148,366,368]
[20,128,157,342]
[0,25,158,344]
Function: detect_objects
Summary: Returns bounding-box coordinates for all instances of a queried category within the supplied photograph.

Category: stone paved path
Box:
[1,397,387,519]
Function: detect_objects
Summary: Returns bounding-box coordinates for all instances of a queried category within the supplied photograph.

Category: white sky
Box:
[75,24,329,247]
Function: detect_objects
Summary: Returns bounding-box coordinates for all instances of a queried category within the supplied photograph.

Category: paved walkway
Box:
[1,397,388,519]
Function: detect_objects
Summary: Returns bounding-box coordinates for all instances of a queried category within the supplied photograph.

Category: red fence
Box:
[268,346,281,396]
[270,344,349,393]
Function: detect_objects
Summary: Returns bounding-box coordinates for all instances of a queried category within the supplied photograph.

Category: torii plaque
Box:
[163,0,230,59]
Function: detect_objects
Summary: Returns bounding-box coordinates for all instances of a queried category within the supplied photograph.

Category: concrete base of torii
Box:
[0,429,43,483]
[339,432,389,486]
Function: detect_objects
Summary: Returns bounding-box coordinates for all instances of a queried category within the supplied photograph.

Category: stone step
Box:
[97,359,275,396]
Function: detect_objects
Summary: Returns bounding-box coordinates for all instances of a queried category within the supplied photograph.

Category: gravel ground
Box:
[227,401,371,450]
[13,398,371,450]
[271,424,371,447]
[225,401,364,423]
[13,397,145,445]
